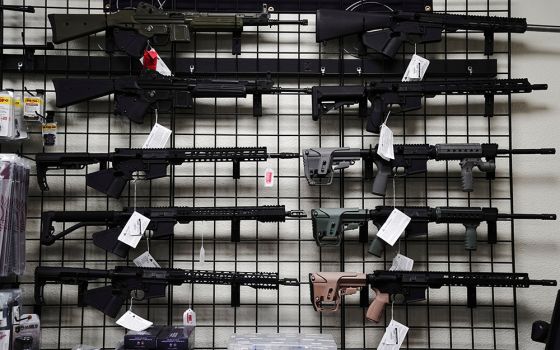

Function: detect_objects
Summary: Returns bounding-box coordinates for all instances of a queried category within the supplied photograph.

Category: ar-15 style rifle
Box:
[303,144,555,195]
[35,147,300,199]
[35,266,299,318]
[316,9,560,57]
[309,271,556,322]
[41,206,306,257]
[311,79,547,133]
[532,290,560,350]
[311,206,556,255]
[53,70,310,123]
[48,3,308,57]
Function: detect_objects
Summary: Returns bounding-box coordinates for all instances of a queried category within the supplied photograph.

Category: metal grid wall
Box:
[0,0,531,349]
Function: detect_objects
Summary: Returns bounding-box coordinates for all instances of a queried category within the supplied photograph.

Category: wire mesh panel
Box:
[0,0,532,349]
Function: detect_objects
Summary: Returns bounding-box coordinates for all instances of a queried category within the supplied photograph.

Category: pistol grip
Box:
[366,98,386,134]
[366,290,390,323]
[372,161,392,196]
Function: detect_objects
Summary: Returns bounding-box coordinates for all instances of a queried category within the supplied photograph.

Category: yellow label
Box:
[0,97,12,105]
[42,123,57,132]
[24,97,42,106]
[14,99,21,107]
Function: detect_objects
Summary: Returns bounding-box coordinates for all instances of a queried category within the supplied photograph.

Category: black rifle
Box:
[35,266,299,318]
[310,271,556,323]
[316,9,560,57]
[35,147,300,198]
[41,206,306,257]
[0,5,34,12]
[311,79,547,133]
[53,70,310,123]
[303,144,555,195]
[311,206,556,255]
[48,3,308,57]
[532,290,560,350]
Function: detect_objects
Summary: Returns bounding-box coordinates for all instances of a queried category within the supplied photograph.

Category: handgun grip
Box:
[366,290,390,323]
[372,159,392,196]
[368,237,385,257]
[366,97,386,134]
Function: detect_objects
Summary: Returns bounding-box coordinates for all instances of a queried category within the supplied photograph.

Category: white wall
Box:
[512,0,560,349]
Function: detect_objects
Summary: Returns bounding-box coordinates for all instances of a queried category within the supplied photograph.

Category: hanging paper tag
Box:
[140,49,172,76]
[133,251,161,268]
[378,124,395,161]
[199,246,205,263]
[116,310,153,332]
[183,308,196,327]
[142,123,172,149]
[402,54,430,82]
[118,211,151,249]
[377,319,409,349]
[389,254,414,272]
[11,306,19,325]
[376,209,411,246]
[264,167,275,188]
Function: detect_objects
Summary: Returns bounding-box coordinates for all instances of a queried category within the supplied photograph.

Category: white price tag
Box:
[377,320,409,349]
[183,308,196,327]
[389,254,414,271]
[118,211,151,249]
[402,54,430,82]
[133,251,161,268]
[376,209,411,246]
[264,167,275,187]
[116,310,153,332]
[377,124,395,161]
[199,246,205,263]
[11,306,19,325]
[142,123,172,149]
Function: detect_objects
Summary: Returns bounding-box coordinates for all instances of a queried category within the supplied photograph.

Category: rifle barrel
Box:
[527,24,560,33]
[268,152,301,159]
[497,148,556,155]
[498,213,557,220]
[271,87,313,94]
[529,279,558,286]
[287,210,307,218]
[268,19,309,26]
[0,5,35,13]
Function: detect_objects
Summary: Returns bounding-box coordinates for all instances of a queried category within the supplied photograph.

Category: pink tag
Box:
[264,168,274,187]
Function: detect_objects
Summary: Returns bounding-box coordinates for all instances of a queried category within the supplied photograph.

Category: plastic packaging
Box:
[0,155,31,276]
[0,289,23,350]
[0,91,29,143]
[227,334,337,350]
